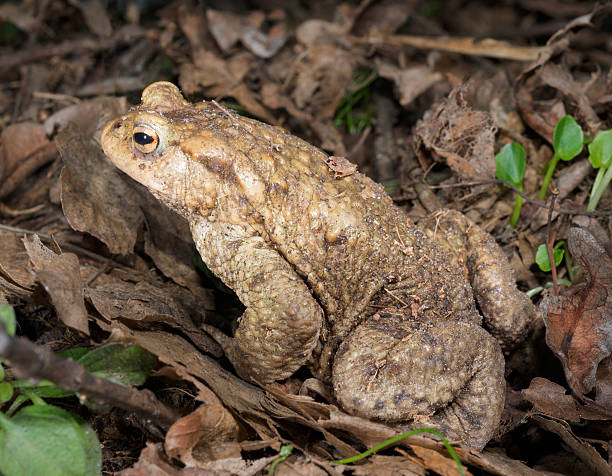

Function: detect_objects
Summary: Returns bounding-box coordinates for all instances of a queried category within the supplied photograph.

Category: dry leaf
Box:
[415,84,497,180]
[57,122,144,255]
[376,61,443,106]
[0,232,37,291]
[0,122,57,198]
[165,388,240,465]
[23,235,89,334]
[540,228,612,395]
[324,156,357,178]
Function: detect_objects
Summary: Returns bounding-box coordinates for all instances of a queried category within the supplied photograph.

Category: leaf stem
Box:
[509,190,524,227]
[587,165,612,211]
[539,154,560,200]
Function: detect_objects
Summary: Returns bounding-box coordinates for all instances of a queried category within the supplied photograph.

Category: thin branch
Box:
[427,179,612,216]
[546,190,560,296]
[0,324,178,427]
[352,34,544,61]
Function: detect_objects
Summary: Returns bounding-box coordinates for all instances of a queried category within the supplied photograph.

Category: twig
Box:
[0,324,178,427]
[352,34,544,61]
[427,179,612,217]
[546,190,560,296]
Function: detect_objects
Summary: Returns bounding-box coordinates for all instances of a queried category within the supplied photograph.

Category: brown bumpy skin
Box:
[101,82,536,450]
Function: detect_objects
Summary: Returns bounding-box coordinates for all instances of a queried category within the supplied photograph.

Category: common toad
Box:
[101,82,535,449]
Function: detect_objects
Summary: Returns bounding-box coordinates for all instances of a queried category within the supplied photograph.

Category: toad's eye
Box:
[133,126,159,153]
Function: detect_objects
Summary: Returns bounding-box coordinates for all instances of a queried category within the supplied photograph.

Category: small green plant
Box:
[0,306,157,476]
[331,428,465,475]
[495,142,526,227]
[539,116,585,200]
[535,241,566,272]
[334,70,377,135]
[268,445,294,474]
[0,305,17,404]
[587,129,612,211]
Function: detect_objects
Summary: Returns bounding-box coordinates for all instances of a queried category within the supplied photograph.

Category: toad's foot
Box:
[332,313,505,450]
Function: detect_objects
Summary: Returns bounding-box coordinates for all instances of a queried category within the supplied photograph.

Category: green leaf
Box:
[588,129,612,169]
[76,343,157,387]
[495,143,526,187]
[0,405,101,476]
[553,116,584,161]
[535,242,565,272]
[0,381,13,403]
[57,347,91,361]
[0,305,16,336]
[11,379,74,399]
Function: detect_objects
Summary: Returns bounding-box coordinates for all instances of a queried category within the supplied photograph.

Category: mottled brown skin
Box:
[101,82,535,450]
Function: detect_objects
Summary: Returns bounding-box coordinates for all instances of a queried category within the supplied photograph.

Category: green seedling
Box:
[334,70,377,135]
[539,116,584,200]
[535,241,565,272]
[0,305,16,404]
[331,428,465,475]
[495,142,526,227]
[268,445,293,474]
[527,278,572,298]
[587,129,612,211]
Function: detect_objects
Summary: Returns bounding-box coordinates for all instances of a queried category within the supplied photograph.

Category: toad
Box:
[101,82,535,450]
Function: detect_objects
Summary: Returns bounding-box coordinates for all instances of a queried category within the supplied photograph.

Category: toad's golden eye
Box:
[133,126,158,154]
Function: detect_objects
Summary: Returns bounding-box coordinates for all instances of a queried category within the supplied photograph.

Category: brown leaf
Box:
[179,53,275,124]
[165,388,240,465]
[87,278,219,356]
[376,61,443,106]
[540,228,612,395]
[0,122,57,198]
[44,97,127,138]
[0,232,36,291]
[324,156,357,178]
[522,377,581,420]
[57,122,144,255]
[290,44,354,121]
[23,235,89,334]
[261,81,345,154]
[415,83,497,180]
[207,9,287,59]
[69,0,112,37]
[351,0,414,36]
[118,442,181,476]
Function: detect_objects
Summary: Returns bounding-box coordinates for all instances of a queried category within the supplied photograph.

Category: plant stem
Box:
[587,166,612,211]
[509,192,524,227]
[539,154,560,200]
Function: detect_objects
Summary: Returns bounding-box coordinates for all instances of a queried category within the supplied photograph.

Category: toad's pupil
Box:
[134,132,155,145]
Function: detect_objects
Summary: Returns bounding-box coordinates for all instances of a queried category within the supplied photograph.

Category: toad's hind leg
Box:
[418,210,535,351]
[332,314,504,450]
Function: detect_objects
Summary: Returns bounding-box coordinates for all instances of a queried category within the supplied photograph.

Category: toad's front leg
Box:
[192,218,323,384]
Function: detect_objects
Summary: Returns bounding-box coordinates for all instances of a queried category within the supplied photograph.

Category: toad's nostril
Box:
[113,121,122,129]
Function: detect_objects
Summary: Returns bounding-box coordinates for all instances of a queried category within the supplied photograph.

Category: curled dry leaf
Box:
[414,84,497,180]
[22,235,89,334]
[165,387,240,466]
[206,9,286,59]
[376,61,443,107]
[540,228,612,396]
[522,377,610,421]
[57,123,144,255]
[44,97,127,138]
[0,122,57,199]
[289,44,355,121]
[0,232,37,291]
[324,156,358,178]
